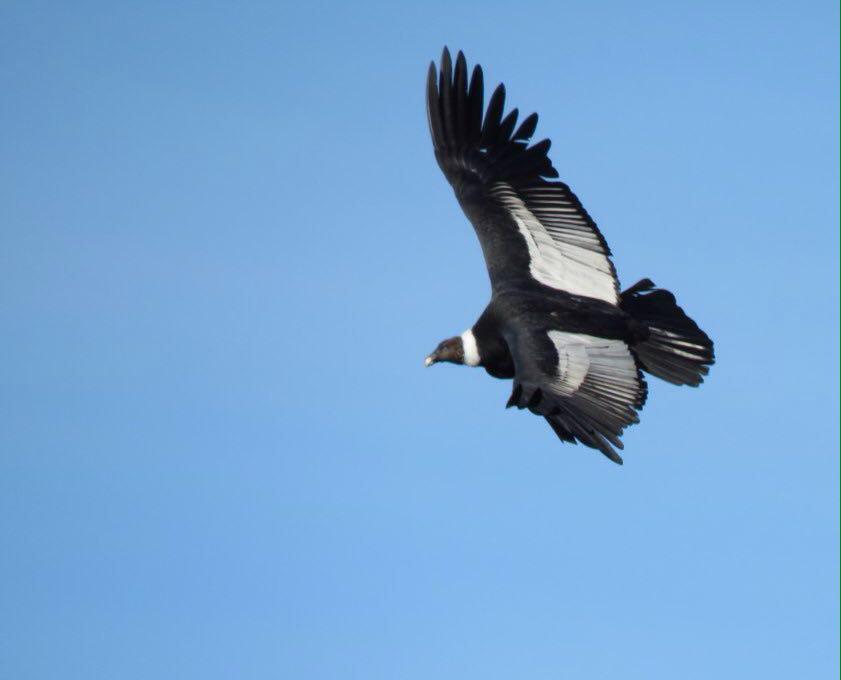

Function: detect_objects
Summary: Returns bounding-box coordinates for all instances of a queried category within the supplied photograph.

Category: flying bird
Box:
[424,48,714,464]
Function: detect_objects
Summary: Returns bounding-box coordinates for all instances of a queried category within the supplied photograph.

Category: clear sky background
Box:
[2,1,839,678]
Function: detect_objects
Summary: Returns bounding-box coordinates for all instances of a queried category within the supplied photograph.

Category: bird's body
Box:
[471,290,627,374]
[424,48,714,464]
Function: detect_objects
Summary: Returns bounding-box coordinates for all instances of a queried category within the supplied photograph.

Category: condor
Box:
[424,48,714,464]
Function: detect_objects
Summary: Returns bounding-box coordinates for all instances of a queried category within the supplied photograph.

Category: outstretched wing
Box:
[503,325,647,464]
[427,48,619,304]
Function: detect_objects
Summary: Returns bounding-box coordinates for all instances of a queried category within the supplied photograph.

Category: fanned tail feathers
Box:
[621,279,715,387]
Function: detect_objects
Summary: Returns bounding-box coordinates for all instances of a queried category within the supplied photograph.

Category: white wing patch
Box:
[546,331,641,407]
[489,182,618,304]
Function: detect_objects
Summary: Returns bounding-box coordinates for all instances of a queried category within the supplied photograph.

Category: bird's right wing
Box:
[503,323,647,464]
[427,48,620,304]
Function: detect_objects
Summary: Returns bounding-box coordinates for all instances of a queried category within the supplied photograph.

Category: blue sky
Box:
[1,1,838,678]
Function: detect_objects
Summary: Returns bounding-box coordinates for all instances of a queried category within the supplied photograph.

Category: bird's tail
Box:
[621,279,714,386]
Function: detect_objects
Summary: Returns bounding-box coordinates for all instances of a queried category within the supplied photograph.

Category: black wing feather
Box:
[439,48,456,149]
[426,63,445,150]
[480,83,505,148]
[453,51,468,147]
[497,108,519,145]
[467,65,484,145]
[512,112,538,141]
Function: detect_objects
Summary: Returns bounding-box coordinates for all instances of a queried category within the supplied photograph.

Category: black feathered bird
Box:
[424,48,714,464]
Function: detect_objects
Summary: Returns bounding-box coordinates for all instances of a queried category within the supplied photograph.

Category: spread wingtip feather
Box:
[427,48,558,181]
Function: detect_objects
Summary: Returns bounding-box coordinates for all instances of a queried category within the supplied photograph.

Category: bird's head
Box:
[425,330,480,367]
[424,336,464,367]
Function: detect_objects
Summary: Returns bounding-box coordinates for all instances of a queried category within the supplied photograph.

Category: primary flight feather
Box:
[424,48,715,464]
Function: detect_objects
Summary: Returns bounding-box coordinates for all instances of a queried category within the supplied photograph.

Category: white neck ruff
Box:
[460,329,480,366]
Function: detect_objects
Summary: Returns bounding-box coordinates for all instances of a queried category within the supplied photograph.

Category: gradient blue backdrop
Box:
[2,2,838,678]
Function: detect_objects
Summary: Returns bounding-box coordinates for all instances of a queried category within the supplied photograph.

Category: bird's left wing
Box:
[503,323,647,464]
[427,48,619,304]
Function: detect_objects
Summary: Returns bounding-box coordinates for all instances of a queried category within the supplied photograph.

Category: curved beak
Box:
[424,353,437,367]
